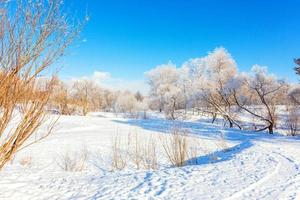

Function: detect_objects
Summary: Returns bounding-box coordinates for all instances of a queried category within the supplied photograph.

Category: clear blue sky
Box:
[60,0,300,85]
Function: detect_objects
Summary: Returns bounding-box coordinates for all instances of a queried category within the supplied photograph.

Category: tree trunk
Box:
[211,113,217,124]
[229,120,233,128]
[268,124,274,134]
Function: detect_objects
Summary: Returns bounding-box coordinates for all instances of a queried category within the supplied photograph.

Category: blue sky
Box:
[60,0,300,91]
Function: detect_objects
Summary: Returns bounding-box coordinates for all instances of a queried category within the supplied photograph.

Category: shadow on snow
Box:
[112,118,300,166]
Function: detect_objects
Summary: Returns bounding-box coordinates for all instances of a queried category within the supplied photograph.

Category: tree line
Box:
[146,48,300,135]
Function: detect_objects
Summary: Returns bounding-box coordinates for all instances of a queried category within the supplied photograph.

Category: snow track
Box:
[226,144,300,200]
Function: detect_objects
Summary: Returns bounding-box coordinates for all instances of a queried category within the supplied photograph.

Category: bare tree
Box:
[285,106,299,136]
[135,91,144,102]
[0,0,84,169]
[72,80,98,116]
[50,78,76,115]
[232,65,287,134]
[288,87,300,106]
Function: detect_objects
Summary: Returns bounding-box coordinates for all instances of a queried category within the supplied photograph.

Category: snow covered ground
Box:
[1,112,300,200]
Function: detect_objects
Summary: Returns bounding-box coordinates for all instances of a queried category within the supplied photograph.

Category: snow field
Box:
[1,113,300,200]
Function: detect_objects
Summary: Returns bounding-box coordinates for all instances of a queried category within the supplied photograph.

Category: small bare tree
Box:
[0,0,84,169]
[286,92,300,136]
[50,78,76,115]
[73,79,101,115]
[288,87,300,106]
[285,108,299,136]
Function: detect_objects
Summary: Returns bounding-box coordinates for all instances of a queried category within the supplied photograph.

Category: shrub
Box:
[0,0,84,170]
[286,107,299,136]
[111,132,158,171]
[162,128,189,167]
[56,146,88,172]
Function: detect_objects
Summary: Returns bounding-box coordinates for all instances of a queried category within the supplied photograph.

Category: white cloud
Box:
[68,71,148,94]
[93,71,111,80]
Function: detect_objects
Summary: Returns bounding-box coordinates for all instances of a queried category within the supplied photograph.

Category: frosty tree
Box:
[146,62,184,120]
[114,91,138,116]
[187,47,241,128]
[232,65,287,134]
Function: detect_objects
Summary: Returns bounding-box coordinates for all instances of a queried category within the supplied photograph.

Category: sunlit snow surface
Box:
[1,112,300,200]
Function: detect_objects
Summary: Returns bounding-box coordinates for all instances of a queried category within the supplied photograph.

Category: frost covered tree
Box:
[178,66,193,114]
[102,90,118,111]
[186,47,241,128]
[136,98,149,119]
[146,62,184,120]
[232,65,287,134]
[114,91,138,117]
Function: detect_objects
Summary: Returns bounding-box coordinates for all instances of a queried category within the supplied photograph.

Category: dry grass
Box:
[161,128,189,167]
[141,136,158,170]
[56,146,88,172]
[110,128,210,169]
[129,132,143,169]
[19,156,32,167]
[111,134,128,171]
[111,131,158,171]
